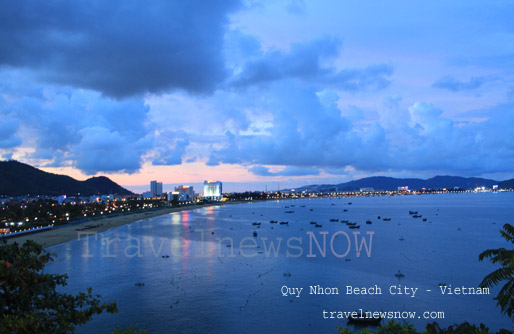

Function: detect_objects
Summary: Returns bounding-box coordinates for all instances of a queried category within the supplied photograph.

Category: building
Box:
[398,186,409,192]
[174,185,195,201]
[360,187,374,192]
[150,181,163,197]
[203,180,222,201]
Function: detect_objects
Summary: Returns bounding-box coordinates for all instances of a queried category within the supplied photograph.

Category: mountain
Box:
[498,178,514,189]
[292,175,503,192]
[0,160,134,196]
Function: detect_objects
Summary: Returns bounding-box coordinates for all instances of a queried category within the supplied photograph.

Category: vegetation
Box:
[337,321,512,334]
[479,223,514,318]
[0,239,117,333]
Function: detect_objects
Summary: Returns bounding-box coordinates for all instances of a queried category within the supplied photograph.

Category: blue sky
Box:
[1,0,514,191]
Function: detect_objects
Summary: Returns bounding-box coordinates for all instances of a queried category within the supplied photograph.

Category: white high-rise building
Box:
[150,180,163,197]
[203,181,222,201]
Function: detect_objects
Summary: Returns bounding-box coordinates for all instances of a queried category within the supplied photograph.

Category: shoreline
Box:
[6,202,236,248]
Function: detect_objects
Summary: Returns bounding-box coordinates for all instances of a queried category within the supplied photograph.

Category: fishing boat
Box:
[348,312,383,325]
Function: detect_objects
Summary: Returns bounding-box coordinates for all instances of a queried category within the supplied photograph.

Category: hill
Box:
[292,175,501,192]
[0,160,133,196]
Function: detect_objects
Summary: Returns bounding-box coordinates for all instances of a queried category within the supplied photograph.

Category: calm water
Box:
[46,192,514,333]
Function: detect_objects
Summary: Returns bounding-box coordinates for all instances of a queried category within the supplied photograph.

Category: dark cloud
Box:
[432,76,488,92]
[0,0,241,98]
[249,165,319,176]
[230,37,393,90]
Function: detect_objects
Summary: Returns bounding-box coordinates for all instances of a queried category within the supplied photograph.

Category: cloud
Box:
[0,75,154,174]
[73,126,152,175]
[0,118,22,149]
[432,76,488,92]
[0,0,241,98]
[249,165,319,176]
[230,37,393,90]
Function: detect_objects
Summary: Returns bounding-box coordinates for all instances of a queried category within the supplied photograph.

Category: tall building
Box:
[174,185,195,201]
[150,180,163,197]
[203,180,222,201]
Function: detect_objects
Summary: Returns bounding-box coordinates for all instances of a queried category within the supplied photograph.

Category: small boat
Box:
[343,209,348,212]
[310,221,317,225]
[399,236,405,241]
[135,282,145,287]
[309,209,314,211]
[348,202,352,205]
[162,255,170,258]
[395,270,405,278]
[315,224,322,228]
[409,211,418,215]
[348,312,383,326]
[438,283,447,287]
[284,210,294,213]
[346,222,357,226]
[349,225,360,229]
[412,215,422,218]
[382,218,391,221]
[377,216,381,219]
[269,220,278,224]
[329,218,339,222]
[283,272,292,277]
[252,222,261,226]
[253,231,258,237]
[422,218,427,222]
[280,221,289,225]
[366,220,372,224]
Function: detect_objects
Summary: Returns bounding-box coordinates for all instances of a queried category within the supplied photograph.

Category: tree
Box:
[0,239,117,333]
[479,223,514,319]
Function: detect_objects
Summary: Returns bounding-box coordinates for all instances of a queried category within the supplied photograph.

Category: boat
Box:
[135,282,145,287]
[284,210,294,213]
[348,312,383,325]
[366,220,372,224]
[280,221,289,225]
[310,221,317,224]
[382,218,391,221]
[377,216,381,219]
[343,209,348,212]
[329,218,339,222]
[349,225,360,229]
[412,214,422,218]
[422,218,427,222]
[395,270,405,278]
[269,220,278,224]
[346,222,357,226]
[399,236,405,241]
[252,222,261,226]
[253,231,258,237]
[161,255,170,258]
[409,211,418,215]
[315,224,322,228]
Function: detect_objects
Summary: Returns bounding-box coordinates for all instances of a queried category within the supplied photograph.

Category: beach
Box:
[6,203,225,248]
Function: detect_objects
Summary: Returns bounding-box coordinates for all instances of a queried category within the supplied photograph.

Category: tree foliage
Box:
[0,239,117,334]
[337,321,512,334]
[479,223,514,319]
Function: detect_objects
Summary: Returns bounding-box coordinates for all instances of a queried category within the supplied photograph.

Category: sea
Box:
[45,192,514,333]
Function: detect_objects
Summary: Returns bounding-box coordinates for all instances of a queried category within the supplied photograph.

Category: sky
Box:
[1,0,514,193]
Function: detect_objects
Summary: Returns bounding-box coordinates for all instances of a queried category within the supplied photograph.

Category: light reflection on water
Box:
[45,193,514,333]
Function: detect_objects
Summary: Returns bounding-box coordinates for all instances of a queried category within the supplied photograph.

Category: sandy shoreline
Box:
[6,202,232,248]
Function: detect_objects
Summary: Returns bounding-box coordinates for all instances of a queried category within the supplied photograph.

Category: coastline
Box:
[6,202,233,248]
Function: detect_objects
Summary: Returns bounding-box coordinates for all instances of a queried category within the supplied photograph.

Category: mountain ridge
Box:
[291,175,513,192]
[0,160,134,196]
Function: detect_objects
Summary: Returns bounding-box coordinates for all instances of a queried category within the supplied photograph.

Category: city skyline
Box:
[1,1,514,192]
